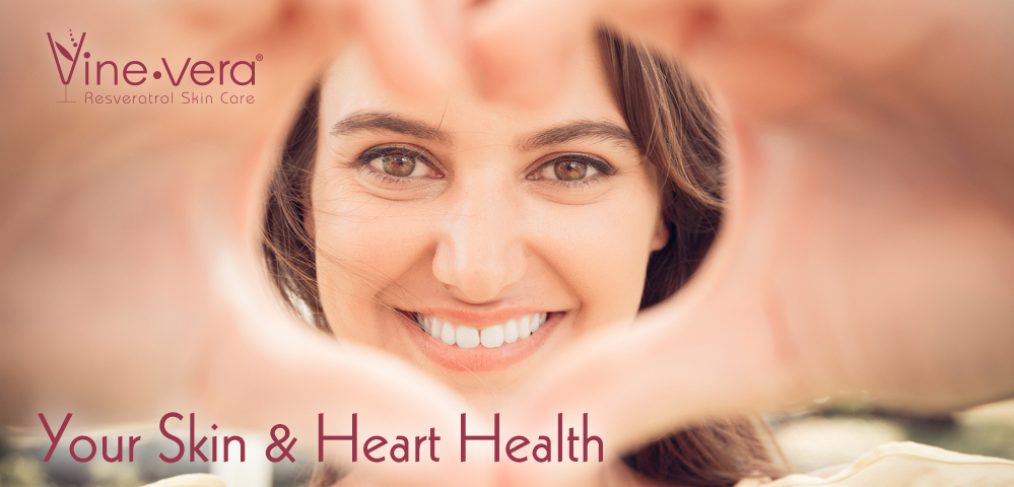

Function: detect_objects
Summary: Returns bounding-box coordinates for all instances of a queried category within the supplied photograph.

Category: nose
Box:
[432,179,527,303]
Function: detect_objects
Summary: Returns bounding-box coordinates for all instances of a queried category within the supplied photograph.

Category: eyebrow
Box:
[518,120,637,151]
[330,111,450,143]
[330,111,637,150]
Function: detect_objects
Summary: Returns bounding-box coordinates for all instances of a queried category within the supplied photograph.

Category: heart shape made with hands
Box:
[3,1,1013,486]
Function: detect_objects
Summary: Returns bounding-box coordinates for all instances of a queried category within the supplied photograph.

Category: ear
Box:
[650,217,669,251]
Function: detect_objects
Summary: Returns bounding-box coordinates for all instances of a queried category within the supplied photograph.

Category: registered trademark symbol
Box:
[256,54,264,62]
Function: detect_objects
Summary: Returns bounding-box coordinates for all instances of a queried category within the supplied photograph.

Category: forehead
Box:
[319,37,626,139]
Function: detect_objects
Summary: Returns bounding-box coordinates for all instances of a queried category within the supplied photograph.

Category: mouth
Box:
[411,311,549,349]
[396,309,565,371]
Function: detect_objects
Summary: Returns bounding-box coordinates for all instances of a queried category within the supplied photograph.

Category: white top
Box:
[146,442,1014,487]
[736,442,1014,486]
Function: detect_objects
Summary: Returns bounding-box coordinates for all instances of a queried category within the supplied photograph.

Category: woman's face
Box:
[311,39,667,400]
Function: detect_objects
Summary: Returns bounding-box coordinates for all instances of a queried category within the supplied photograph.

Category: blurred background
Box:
[3,399,1013,486]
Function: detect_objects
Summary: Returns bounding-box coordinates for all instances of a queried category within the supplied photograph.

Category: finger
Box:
[353,0,467,99]
[467,0,596,104]
[152,0,282,52]
[500,278,808,486]
[198,280,494,485]
[465,0,823,115]
[465,0,731,105]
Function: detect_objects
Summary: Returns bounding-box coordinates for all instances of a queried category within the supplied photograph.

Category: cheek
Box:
[523,189,661,326]
[310,177,432,320]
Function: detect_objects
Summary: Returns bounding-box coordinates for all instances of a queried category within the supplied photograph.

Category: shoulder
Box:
[736,442,1014,486]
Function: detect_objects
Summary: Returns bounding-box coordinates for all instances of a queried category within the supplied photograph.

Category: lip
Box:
[410,307,551,329]
[397,310,564,372]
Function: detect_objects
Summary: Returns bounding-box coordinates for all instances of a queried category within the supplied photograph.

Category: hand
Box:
[0,1,490,484]
[467,0,1014,484]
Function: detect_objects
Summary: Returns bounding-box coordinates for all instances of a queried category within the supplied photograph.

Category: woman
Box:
[2,1,1012,486]
[264,30,785,486]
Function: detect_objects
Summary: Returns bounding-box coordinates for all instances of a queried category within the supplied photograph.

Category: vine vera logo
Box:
[47,29,261,105]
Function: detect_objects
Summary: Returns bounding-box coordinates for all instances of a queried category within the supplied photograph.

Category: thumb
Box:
[196,263,494,485]
[501,271,808,486]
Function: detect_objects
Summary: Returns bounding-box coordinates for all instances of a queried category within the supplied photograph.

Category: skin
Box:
[3,1,1013,485]
[467,0,1014,485]
[0,1,488,485]
[312,39,667,403]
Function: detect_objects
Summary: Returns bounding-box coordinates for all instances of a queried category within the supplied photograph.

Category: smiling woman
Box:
[263,29,784,486]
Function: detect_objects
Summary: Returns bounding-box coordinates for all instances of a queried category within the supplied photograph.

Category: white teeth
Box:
[440,320,455,345]
[519,316,532,338]
[414,312,551,349]
[504,319,519,344]
[456,326,480,349]
[480,326,504,348]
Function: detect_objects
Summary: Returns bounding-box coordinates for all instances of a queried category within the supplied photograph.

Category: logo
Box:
[47,29,262,105]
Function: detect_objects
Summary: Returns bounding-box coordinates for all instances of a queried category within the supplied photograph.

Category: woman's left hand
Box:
[465,0,1014,485]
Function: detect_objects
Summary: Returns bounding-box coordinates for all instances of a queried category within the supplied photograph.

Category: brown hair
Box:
[263,30,785,486]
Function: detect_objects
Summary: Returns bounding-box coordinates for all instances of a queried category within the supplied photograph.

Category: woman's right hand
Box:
[0,1,491,484]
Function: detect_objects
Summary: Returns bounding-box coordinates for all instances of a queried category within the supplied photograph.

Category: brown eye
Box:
[358,145,439,179]
[382,152,417,177]
[553,160,588,181]
[531,153,614,184]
